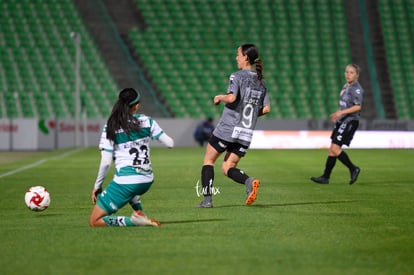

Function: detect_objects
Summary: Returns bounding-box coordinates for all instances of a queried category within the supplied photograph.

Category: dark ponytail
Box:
[106,88,141,142]
[254,58,263,81]
[240,43,263,81]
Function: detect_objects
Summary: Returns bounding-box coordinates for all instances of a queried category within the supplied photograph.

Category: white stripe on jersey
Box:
[114,173,154,184]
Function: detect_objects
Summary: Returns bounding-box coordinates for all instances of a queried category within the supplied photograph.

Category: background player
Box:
[193,117,215,146]
[197,43,271,208]
[311,64,364,185]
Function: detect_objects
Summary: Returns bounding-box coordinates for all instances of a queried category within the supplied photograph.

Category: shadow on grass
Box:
[30,213,62,217]
[161,218,227,225]
[215,200,357,208]
[252,200,358,208]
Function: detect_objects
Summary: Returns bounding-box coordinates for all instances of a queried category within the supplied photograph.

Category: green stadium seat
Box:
[0,0,117,119]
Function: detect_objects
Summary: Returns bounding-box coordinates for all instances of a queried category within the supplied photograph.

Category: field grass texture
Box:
[0,148,413,275]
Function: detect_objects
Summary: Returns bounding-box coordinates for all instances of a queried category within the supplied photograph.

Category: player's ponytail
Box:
[254,58,263,81]
[240,43,263,81]
[106,88,141,141]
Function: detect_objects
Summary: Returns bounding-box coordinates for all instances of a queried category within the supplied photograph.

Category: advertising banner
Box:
[1,119,414,150]
[0,118,37,150]
[250,130,414,149]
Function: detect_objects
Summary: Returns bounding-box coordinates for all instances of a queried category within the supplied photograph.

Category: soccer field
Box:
[0,148,413,275]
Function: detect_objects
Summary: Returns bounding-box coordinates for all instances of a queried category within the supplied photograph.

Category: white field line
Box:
[0,148,84,179]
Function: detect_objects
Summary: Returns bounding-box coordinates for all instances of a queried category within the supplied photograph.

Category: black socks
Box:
[323,151,355,178]
[201,165,214,196]
[323,156,337,178]
[201,166,250,198]
[338,151,356,170]
[227,167,249,184]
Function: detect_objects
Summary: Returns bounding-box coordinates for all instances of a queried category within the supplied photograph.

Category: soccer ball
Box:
[24,186,51,211]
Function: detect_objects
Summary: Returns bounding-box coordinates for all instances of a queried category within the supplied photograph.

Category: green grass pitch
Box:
[0,147,413,275]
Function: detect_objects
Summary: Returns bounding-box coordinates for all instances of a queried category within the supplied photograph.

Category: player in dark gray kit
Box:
[197,44,271,208]
[311,64,364,185]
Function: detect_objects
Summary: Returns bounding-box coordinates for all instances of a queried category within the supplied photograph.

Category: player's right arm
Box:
[213,93,236,105]
[330,105,361,123]
[91,125,114,204]
[91,150,112,204]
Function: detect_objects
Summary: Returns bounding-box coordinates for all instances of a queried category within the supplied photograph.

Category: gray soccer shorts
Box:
[331,120,359,146]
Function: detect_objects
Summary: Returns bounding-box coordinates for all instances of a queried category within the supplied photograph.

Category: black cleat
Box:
[349,167,360,185]
[310,176,329,184]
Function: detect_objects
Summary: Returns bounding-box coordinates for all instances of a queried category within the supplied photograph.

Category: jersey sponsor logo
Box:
[232,127,253,142]
[119,138,149,150]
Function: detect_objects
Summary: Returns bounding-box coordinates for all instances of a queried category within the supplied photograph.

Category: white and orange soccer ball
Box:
[24,186,51,211]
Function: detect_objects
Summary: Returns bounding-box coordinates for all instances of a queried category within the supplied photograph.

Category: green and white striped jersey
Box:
[98,114,164,184]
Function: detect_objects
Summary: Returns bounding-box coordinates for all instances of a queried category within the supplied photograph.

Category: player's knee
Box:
[89,214,102,227]
[329,143,342,157]
[221,163,231,176]
[222,163,236,176]
[89,217,97,227]
[221,166,227,176]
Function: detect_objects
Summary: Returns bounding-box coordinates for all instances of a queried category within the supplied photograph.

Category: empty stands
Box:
[130,0,351,119]
[1,0,413,120]
[0,0,118,119]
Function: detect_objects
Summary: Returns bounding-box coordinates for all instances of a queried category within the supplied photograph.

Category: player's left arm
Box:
[151,119,174,148]
[214,93,236,105]
[158,133,174,148]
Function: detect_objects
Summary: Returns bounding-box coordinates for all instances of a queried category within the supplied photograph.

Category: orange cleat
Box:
[245,179,260,205]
